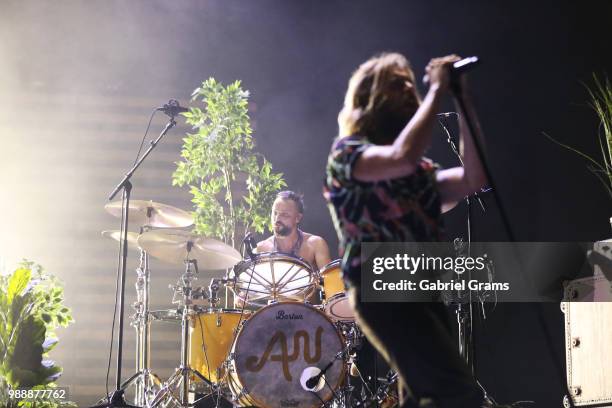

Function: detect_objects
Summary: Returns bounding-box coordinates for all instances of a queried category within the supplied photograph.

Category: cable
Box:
[133,109,159,166]
[197,314,212,383]
[310,390,328,407]
[105,190,126,401]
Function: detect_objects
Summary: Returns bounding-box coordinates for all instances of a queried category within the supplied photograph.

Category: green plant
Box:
[0,260,75,408]
[173,78,286,246]
[544,74,612,199]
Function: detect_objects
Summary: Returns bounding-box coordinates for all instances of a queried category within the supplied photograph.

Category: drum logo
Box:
[276,310,303,320]
[245,327,323,381]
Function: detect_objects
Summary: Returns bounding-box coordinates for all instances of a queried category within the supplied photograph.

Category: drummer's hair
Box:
[276,190,304,214]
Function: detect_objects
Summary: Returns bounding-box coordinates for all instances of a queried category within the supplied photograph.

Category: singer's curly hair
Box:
[338,52,421,145]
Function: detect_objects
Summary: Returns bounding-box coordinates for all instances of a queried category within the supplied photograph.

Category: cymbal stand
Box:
[117,227,162,406]
[150,257,212,408]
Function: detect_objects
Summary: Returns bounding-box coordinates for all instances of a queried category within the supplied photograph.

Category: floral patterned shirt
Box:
[324,135,444,284]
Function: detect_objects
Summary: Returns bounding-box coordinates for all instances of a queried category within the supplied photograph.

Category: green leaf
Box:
[7,268,31,304]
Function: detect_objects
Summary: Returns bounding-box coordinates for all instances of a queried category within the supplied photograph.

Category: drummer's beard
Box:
[274,223,291,237]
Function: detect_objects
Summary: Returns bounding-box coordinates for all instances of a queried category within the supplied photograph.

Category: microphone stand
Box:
[449,79,572,407]
[90,116,177,408]
[449,81,513,241]
[438,115,483,376]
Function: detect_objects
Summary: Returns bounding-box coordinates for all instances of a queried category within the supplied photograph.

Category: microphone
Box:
[156,99,188,117]
[300,367,325,392]
[450,56,480,76]
[423,56,480,86]
[244,232,257,260]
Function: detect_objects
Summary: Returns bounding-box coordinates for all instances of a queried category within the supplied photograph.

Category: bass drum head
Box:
[230,302,344,408]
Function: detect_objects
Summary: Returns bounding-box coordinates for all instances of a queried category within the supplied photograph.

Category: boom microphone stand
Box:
[437,114,485,375]
[89,108,179,408]
[448,71,571,407]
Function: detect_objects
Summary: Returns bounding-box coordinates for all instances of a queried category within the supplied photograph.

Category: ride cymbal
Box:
[137,229,241,270]
[105,200,194,228]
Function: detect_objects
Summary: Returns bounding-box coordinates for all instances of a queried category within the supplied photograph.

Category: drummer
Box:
[256,190,331,271]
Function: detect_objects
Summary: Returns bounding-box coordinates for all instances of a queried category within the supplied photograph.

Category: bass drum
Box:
[228,302,344,408]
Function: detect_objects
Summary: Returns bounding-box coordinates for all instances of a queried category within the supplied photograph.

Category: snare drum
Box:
[189,309,251,383]
[232,252,317,307]
[320,260,355,322]
[228,302,344,408]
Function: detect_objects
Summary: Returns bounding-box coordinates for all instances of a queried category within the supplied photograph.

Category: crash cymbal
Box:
[137,229,241,270]
[101,230,140,249]
[104,200,194,228]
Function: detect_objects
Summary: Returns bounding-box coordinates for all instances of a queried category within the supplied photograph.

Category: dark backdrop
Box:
[1,1,611,406]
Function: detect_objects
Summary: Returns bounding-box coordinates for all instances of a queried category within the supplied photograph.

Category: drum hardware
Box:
[102,225,167,406]
[367,371,399,408]
[149,258,214,408]
[120,239,163,406]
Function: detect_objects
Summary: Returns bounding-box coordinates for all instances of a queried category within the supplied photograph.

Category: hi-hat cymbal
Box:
[137,229,241,270]
[102,230,140,249]
[105,200,194,228]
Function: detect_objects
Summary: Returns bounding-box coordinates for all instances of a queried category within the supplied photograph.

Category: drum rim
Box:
[323,293,355,322]
[230,301,345,408]
[320,259,341,275]
[241,251,313,268]
[232,252,318,305]
[193,307,253,316]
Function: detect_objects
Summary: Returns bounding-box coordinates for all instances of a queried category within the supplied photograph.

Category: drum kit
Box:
[102,200,395,408]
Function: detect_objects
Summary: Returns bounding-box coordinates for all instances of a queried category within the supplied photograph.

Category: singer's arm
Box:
[436,87,488,211]
[352,56,459,182]
[352,85,443,181]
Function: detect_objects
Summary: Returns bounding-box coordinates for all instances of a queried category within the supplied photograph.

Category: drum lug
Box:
[216,313,222,327]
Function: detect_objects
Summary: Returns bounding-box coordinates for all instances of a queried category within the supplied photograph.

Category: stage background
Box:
[1,1,611,406]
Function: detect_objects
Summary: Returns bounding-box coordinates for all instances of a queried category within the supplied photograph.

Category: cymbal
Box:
[105,200,194,228]
[101,230,140,249]
[137,229,241,270]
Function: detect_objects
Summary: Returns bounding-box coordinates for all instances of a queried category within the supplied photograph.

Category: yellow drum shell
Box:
[190,309,251,383]
[320,259,343,298]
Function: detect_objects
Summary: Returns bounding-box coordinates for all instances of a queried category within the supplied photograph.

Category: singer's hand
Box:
[423,54,461,92]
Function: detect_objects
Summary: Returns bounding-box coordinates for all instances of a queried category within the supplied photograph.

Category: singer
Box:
[324,52,498,407]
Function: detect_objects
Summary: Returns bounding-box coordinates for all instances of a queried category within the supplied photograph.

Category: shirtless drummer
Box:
[256,190,331,271]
